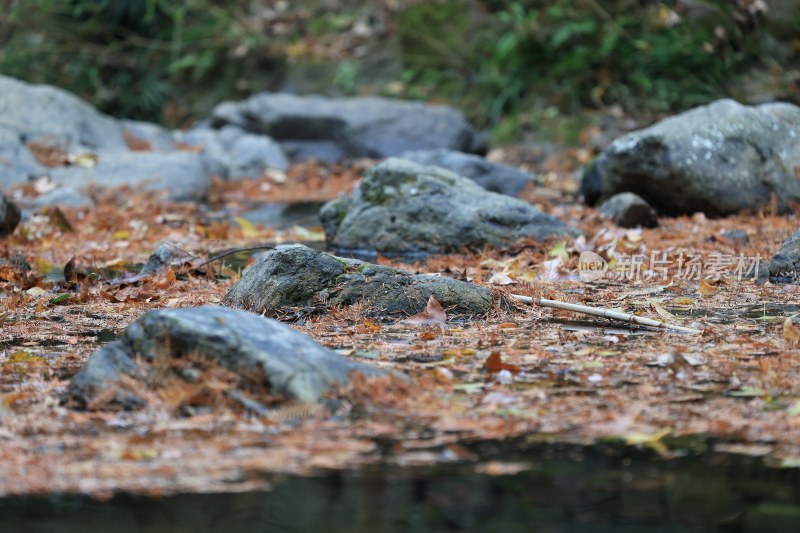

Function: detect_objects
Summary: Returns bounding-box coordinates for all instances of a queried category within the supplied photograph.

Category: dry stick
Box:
[509,294,703,334]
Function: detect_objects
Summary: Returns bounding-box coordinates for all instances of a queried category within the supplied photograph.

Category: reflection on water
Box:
[3,443,800,532]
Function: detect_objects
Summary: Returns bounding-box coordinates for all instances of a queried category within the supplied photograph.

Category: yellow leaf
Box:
[624,428,672,457]
[112,230,130,240]
[34,258,56,275]
[292,225,326,241]
[671,296,694,305]
[548,241,569,262]
[233,217,261,238]
[26,286,46,296]
[696,279,717,297]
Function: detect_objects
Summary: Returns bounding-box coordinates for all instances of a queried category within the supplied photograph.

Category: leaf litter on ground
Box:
[0,156,800,496]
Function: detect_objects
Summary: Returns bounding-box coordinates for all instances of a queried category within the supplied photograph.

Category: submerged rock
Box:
[400,148,534,197]
[0,191,21,236]
[582,99,800,215]
[209,93,482,161]
[320,158,570,255]
[597,192,658,228]
[68,305,391,408]
[223,244,493,318]
[767,228,800,282]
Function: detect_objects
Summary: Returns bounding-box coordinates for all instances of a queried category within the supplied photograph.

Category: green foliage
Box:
[0,0,283,124]
[397,0,770,139]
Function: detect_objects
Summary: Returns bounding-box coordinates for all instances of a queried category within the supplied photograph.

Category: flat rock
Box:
[767,228,800,282]
[48,151,213,201]
[68,305,391,408]
[209,93,482,161]
[582,99,800,215]
[30,187,94,208]
[319,158,571,255]
[223,244,494,318]
[0,191,21,236]
[597,192,658,228]
[400,148,533,196]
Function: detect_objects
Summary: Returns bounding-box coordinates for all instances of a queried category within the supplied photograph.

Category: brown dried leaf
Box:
[485,351,520,374]
[400,295,447,325]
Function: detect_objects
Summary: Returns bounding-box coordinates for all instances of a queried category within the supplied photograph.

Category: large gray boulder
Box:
[223,244,494,318]
[320,158,570,255]
[767,228,800,282]
[209,93,483,161]
[582,99,800,215]
[48,151,213,201]
[0,75,127,151]
[400,148,534,197]
[68,305,391,408]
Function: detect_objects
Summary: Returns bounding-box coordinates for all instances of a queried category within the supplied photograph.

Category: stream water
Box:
[3,443,799,532]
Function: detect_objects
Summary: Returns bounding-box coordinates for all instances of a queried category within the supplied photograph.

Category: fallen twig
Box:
[509,294,703,334]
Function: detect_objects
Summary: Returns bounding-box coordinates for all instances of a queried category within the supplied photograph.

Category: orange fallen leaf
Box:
[155,267,177,289]
[485,351,520,374]
[400,295,447,325]
[497,322,517,329]
[363,319,382,332]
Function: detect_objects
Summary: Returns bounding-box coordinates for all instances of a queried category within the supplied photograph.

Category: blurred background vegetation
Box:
[0,0,797,145]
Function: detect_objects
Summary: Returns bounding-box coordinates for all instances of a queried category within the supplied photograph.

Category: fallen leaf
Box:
[488,271,515,285]
[548,241,569,262]
[485,351,520,374]
[697,278,717,297]
[784,317,800,346]
[363,319,382,332]
[400,295,447,325]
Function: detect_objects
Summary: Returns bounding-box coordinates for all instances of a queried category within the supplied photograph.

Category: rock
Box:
[173,126,289,180]
[0,127,45,188]
[67,305,391,408]
[241,201,323,229]
[279,140,346,163]
[173,127,231,179]
[400,149,533,196]
[138,241,196,277]
[0,75,127,151]
[320,158,571,255]
[582,99,800,215]
[597,192,658,228]
[228,133,289,180]
[48,151,213,201]
[209,93,481,161]
[719,229,749,245]
[121,120,176,152]
[223,244,494,318]
[0,191,21,236]
[767,228,800,282]
[31,187,94,208]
